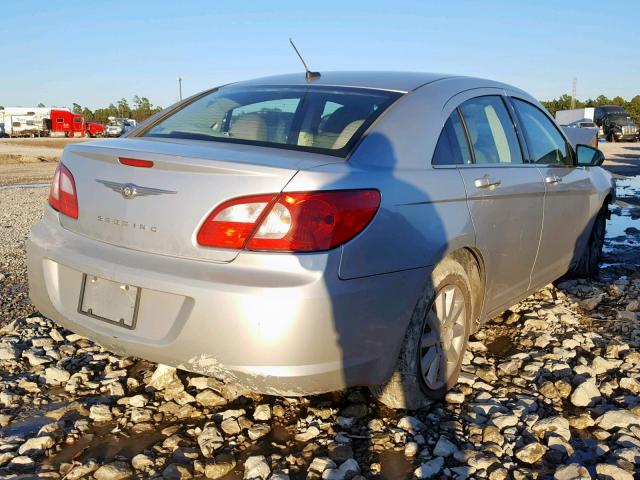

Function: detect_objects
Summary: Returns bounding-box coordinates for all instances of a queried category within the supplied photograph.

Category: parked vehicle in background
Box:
[72,114,86,138]
[0,107,51,137]
[105,120,125,137]
[47,109,76,137]
[556,106,638,142]
[0,107,91,137]
[563,118,599,146]
[85,122,105,138]
[567,119,597,129]
[556,107,596,126]
[2,115,42,137]
[28,72,614,410]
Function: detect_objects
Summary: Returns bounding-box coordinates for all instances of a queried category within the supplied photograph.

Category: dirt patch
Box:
[0,138,93,149]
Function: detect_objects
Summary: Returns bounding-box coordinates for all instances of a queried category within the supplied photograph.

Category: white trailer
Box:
[2,115,41,137]
[0,107,71,136]
[555,108,595,126]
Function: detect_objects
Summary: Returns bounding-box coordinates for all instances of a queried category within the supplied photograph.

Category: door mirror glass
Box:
[576,144,605,166]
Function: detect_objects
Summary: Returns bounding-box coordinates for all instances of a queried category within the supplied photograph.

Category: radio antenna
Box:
[289,38,320,81]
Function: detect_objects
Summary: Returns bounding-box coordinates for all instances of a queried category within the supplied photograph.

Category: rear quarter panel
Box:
[286,82,477,279]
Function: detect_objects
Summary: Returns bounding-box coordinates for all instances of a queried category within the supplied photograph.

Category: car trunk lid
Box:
[58,138,338,262]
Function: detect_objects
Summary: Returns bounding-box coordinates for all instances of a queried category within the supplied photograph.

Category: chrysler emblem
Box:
[96,180,177,200]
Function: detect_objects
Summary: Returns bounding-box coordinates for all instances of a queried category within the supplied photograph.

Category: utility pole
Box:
[571,77,577,109]
[177,77,183,101]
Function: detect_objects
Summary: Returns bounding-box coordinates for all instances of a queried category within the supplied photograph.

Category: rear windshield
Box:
[143,86,401,157]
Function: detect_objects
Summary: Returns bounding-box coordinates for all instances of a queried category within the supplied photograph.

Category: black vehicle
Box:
[594,105,638,142]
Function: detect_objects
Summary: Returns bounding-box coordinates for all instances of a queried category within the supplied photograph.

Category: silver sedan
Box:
[27,72,613,409]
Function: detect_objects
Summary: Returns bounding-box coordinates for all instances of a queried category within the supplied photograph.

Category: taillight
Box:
[48,163,79,219]
[197,190,380,252]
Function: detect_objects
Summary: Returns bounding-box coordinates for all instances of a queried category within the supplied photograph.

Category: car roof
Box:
[232,71,459,93]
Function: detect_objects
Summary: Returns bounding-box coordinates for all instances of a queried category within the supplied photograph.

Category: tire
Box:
[609,134,616,143]
[568,204,607,278]
[370,256,473,409]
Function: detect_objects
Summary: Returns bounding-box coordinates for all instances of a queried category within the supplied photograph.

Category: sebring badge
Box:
[96,180,177,200]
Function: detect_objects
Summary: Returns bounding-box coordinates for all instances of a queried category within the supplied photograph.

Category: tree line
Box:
[67,96,163,124]
[541,94,640,124]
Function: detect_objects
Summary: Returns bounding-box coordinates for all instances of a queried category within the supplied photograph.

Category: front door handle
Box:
[474,176,501,189]
[545,175,563,185]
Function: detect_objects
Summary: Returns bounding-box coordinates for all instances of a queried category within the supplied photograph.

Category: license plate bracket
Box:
[78,274,141,329]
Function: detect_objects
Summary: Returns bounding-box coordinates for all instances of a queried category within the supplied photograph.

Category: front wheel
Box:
[370,257,472,409]
[568,204,607,278]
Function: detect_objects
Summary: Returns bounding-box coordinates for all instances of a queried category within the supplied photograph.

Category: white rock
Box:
[8,455,34,471]
[491,414,519,430]
[414,457,444,479]
[197,423,224,458]
[596,410,640,431]
[397,416,427,434]
[128,394,149,408]
[195,389,227,408]
[18,436,55,455]
[0,344,19,360]
[533,416,571,442]
[147,364,182,391]
[253,404,271,421]
[94,462,134,480]
[243,455,270,480]
[404,442,418,457]
[295,426,321,442]
[89,404,113,422]
[570,381,601,407]
[433,436,458,457]
[43,366,70,385]
[247,423,271,441]
[620,377,640,394]
[595,463,633,480]
[309,457,336,475]
[322,459,360,480]
[515,442,547,464]
[554,463,591,480]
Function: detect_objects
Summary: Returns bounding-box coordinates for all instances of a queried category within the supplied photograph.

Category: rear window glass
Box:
[143,86,401,157]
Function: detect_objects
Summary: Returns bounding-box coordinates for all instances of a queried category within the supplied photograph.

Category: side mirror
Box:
[576,144,605,167]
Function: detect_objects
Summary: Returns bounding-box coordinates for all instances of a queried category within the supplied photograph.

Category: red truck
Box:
[48,109,74,136]
[48,110,103,137]
[85,121,105,138]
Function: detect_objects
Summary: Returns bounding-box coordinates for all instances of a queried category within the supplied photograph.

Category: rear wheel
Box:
[370,257,472,409]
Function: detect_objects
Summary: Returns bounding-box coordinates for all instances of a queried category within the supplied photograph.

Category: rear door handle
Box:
[545,175,562,185]
[474,176,501,189]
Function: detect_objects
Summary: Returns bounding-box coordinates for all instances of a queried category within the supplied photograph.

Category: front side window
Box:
[432,110,472,165]
[458,96,523,164]
[143,86,401,157]
[513,99,571,166]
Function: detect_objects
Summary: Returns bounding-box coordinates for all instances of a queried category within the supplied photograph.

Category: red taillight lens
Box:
[119,157,154,168]
[48,163,79,219]
[197,190,380,252]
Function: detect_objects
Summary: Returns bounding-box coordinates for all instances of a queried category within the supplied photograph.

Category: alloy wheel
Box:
[419,284,467,390]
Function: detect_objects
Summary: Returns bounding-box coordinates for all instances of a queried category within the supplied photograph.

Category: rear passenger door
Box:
[440,94,545,316]
[510,98,595,285]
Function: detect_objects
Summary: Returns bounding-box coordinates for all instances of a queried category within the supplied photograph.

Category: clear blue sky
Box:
[2,1,638,110]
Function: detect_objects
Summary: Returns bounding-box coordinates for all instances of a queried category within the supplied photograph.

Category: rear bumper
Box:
[27,209,428,396]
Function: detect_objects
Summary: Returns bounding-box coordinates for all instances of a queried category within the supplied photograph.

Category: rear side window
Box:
[459,96,523,164]
[512,99,571,166]
[143,86,401,157]
[432,110,472,165]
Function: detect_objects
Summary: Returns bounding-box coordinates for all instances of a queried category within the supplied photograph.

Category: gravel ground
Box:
[0,144,638,479]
